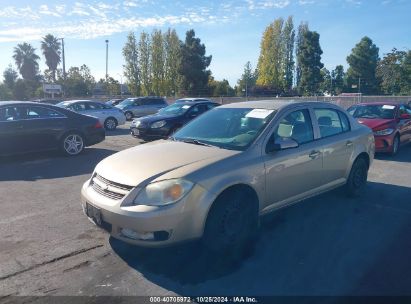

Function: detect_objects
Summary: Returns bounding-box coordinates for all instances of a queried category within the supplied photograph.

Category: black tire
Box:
[61,132,84,156]
[125,111,133,121]
[202,189,259,260]
[104,117,118,131]
[345,157,368,197]
[389,134,400,156]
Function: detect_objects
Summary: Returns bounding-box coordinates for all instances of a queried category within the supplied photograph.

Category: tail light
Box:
[94,121,103,129]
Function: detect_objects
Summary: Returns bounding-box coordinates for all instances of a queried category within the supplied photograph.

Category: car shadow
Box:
[0,148,116,181]
[374,144,411,163]
[110,181,411,295]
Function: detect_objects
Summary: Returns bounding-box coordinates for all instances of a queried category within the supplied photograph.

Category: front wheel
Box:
[125,111,133,121]
[61,133,84,156]
[345,158,368,197]
[104,117,118,131]
[202,190,259,259]
[389,134,400,156]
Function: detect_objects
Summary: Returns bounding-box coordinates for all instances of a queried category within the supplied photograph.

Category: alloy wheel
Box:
[63,134,84,155]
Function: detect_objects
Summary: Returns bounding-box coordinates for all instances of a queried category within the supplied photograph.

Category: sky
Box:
[0,0,410,87]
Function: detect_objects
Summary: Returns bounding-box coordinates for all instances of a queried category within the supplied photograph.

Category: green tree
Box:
[179,29,212,96]
[122,32,140,96]
[346,36,380,95]
[236,61,257,96]
[295,22,309,89]
[376,48,407,95]
[282,16,295,93]
[13,43,40,81]
[3,65,18,90]
[256,18,284,92]
[297,30,323,96]
[139,31,152,95]
[208,76,234,96]
[64,65,95,97]
[319,67,331,95]
[400,51,411,95]
[331,65,345,95]
[163,29,181,96]
[151,29,165,96]
[12,79,31,100]
[41,34,61,82]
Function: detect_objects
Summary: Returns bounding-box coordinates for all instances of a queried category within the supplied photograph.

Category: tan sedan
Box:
[81,101,375,252]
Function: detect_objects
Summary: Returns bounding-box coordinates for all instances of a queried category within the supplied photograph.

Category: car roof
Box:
[218,100,338,110]
[0,101,51,106]
[60,100,93,104]
[353,102,401,106]
[175,100,217,105]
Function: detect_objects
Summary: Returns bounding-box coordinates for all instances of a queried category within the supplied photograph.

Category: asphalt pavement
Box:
[1,123,411,298]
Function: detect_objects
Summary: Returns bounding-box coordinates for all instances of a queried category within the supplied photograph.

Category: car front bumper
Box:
[130,126,170,140]
[80,179,212,247]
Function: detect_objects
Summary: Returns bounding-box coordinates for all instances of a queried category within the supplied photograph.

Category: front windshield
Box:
[118,98,135,106]
[173,107,276,151]
[159,103,191,115]
[347,104,396,119]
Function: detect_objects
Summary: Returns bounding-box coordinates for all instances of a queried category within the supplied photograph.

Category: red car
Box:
[347,102,411,155]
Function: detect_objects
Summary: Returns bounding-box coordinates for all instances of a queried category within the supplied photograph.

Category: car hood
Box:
[94,140,237,187]
[356,118,396,130]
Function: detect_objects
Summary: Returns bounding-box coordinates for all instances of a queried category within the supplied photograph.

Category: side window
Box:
[71,103,86,112]
[24,106,65,119]
[338,111,350,132]
[207,103,218,110]
[140,99,150,106]
[133,99,142,106]
[273,109,314,145]
[0,106,20,121]
[152,98,165,105]
[102,104,112,109]
[86,103,103,110]
[314,108,344,138]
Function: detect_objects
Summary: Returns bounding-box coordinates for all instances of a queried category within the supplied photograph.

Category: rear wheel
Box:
[203,189,259,260]
[104,117,118,131]
[61,133,84,156]
[389,134,400,156]
[346,157,368,197]
[125,111,133,121]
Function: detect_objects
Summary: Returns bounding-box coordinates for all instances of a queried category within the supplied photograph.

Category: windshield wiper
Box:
[179,138,215,147]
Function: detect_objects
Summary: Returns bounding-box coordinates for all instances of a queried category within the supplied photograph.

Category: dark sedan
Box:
[0,101,105,156]
[130,101,219,141]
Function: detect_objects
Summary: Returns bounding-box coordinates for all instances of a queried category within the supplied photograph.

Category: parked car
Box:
[106,99,124,107]
[130,101,219,141]
[115,97,168,120]
[81,101,374,254]
[174,98,213,103]
[32,99,62,105]
[56,100,126,131]
[0,101,105,156]
[347,102,411,155]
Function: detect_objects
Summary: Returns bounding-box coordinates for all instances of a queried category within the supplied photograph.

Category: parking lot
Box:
[1,122,411,297]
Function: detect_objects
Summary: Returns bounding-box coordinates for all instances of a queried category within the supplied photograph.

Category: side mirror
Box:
[400,113,411,120]
[266,137,299,153]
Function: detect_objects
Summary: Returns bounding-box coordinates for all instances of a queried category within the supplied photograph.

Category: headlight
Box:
[150,120,167,128]
[132,120,141,127]
[374,128,394,136]
[133,179,194,206]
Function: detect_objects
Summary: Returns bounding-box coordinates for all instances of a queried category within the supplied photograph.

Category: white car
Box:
[57,100,126,131]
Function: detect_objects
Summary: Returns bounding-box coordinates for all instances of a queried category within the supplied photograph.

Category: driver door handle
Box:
[346,140,353,147]
[309,150,321,159]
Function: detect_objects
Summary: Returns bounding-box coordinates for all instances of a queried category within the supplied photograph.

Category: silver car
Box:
[81,101,374,253]
[57,100,126,131]
[115,97,168,120]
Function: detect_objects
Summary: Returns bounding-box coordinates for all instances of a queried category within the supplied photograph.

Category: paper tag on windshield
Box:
[246,109,274,119]
[382,105,395,110]
[182,105,190,109]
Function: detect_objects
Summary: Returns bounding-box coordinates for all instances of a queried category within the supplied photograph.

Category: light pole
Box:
[59,37,66,97]
[105,40,109,83]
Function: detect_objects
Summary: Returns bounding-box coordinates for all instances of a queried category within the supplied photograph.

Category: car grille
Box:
[90,174,133,200]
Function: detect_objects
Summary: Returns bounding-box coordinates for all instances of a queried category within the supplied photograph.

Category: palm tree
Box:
[41,34,61,82]
[12,43,40,81]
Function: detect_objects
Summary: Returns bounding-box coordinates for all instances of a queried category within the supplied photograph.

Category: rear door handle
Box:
[309,150,321,159]
[346,140,353,147]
